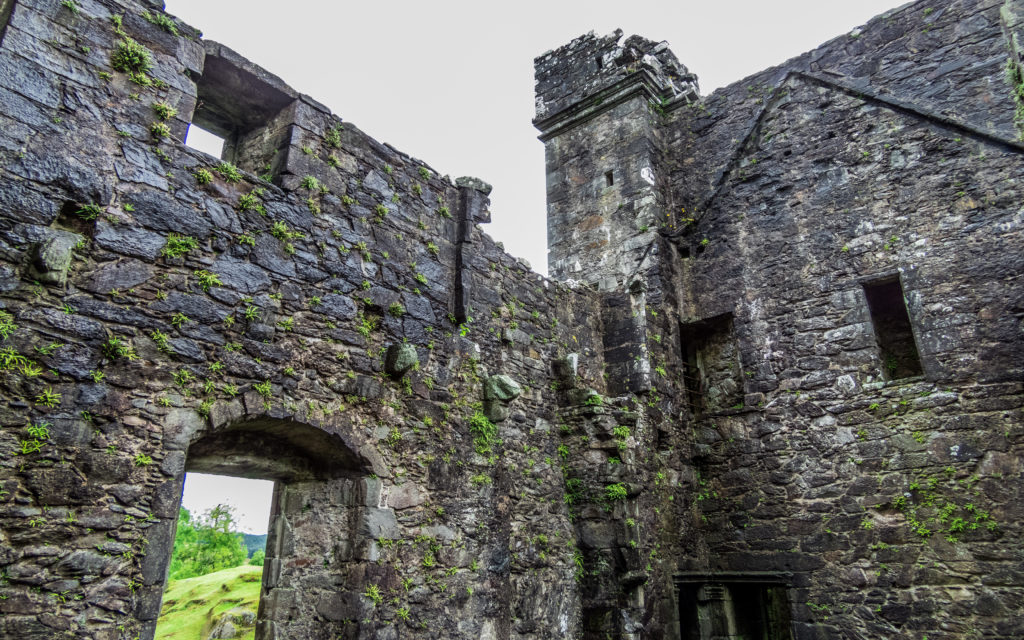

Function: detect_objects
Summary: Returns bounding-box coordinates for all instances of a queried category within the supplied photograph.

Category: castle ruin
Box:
[0,0,1021,638]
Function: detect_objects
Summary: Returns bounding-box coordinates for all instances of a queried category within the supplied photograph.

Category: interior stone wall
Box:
[0,0,1020,639]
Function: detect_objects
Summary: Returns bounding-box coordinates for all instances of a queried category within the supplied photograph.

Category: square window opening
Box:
[863,278,922,379]
[187,45,298,180]
[184,123,226,158]
[679,313,743,414]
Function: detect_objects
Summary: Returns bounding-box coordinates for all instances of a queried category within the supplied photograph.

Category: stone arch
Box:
[141,406,388,640]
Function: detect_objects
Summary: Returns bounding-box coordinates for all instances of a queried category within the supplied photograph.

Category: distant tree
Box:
[168,505,248,580]
[249,549,266,566]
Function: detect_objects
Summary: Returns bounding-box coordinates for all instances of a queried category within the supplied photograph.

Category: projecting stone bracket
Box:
[482,374,521,422]
[384,343,419,377]
[29,229,81,287]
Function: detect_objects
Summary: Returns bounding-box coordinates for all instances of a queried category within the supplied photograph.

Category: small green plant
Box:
[469,411,498,457]
[171,313,190,328]
[103,337,138,361]
[215,162,242,183]
[75,203,103,221]
[388,302,405,317]
[194,168,213,185]
[152,102,177,120]
[111,38,152,76]
[418,167,431,180]
[426,241,439,256]
[325,125,342,148]
[161,234,199,259]
[356,313,379,338]
[583,394,603,407]
[253,380,272,398]
[605,482,628,502]
[150,330,172,353]
[133,453,153,466]
[301,175,321,191]
[35,387,61,408]
[142,10,179,35]
[363,584,382,606]
[237,191,265,214]
[0,311,15,340]
[174,368,195,388]
[193,269,223,291]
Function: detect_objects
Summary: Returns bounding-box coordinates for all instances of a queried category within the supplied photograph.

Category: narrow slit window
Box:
[595,55,604,69]
[863,278,922,379]
[605,170,614,187]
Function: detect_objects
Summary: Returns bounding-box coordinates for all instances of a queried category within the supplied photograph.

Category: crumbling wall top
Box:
[533,28,698,125]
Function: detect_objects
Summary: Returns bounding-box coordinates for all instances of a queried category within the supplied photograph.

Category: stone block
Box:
[384,343,418,377]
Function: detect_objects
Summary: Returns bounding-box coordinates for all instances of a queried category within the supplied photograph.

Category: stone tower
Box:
[533,30,698,289]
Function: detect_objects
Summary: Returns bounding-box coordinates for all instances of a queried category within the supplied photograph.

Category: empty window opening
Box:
[677,579,793,640]
[156,473,274,640]
[605,170,614,187]
[582,606,615,638]
[595,55,604,69]
[680,313,743,414]
[189,42,298,179]
[184,123,226,158]
[863,278,922,379]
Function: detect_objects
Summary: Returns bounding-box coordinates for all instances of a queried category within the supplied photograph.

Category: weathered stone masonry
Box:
[0,0,1021,639]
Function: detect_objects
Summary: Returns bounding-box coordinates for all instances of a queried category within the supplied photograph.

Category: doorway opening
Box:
[676,574,793,640]
[155,473,274,640]
[143,417,372,640]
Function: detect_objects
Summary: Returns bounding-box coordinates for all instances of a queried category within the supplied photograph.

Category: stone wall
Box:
[658,1,1024,639]
[0,1,611,638]
[536,0,1023,639]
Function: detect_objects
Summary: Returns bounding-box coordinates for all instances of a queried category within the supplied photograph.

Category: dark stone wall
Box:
[656,1,1024,639]
[536,0,1023,639]
[0,1,611,639]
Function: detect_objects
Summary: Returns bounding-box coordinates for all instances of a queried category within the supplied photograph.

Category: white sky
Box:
[167,0,908,275]
[181,473,274,534]
[170,0,908,532]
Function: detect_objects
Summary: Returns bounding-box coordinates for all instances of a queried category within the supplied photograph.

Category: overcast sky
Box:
[167,0,908,533]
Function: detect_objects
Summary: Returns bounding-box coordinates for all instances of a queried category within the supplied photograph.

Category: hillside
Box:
[156,564,262,640]
[242,533,267,558]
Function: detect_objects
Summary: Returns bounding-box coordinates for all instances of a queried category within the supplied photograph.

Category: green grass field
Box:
[156,564,262,640]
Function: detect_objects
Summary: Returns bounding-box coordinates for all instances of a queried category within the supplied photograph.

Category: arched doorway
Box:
[146,416,378,640]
